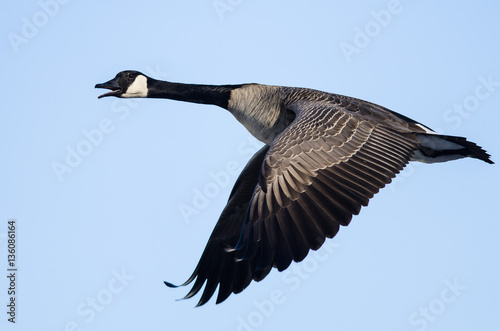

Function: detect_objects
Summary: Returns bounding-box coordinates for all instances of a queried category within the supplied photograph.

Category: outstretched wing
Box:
[164,146,272,306]
[167,98,422,306]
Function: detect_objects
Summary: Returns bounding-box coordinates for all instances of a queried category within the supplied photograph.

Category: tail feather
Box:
[414,134,494,164]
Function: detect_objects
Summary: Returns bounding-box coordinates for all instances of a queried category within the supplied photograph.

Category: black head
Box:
[95,70,149,98]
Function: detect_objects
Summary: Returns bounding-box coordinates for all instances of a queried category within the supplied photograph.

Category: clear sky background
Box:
[1,1,499,330]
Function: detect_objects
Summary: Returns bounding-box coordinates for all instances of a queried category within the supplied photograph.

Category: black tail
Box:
[415,134,494,164]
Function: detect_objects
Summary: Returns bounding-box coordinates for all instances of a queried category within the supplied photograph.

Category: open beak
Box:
[95,77,121,98]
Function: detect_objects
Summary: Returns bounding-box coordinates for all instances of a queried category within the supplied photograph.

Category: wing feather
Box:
[169,98,421,305]
[234,100,420,275]
[164,146,270,306]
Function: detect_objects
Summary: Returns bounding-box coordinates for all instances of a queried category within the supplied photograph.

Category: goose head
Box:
[95,70,149,98]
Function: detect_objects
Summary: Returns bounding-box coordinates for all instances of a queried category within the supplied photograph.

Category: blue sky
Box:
[1,1,500,330]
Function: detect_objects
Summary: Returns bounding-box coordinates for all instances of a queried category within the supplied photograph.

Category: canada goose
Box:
[96,70,493,306]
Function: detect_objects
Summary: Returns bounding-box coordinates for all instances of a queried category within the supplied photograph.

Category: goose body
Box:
[96,71,493,306]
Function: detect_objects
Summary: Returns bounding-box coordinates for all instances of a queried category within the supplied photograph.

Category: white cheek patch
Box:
[123,75,148,98]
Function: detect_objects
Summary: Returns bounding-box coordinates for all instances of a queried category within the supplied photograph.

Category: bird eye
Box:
[127,73,135,79]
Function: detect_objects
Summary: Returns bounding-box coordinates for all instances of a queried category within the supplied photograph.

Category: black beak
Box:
[95,77,121,98]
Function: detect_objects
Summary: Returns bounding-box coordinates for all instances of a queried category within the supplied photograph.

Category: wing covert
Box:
[235,100,420,272]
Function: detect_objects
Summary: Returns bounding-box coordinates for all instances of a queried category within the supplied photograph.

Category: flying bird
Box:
[96,70,493,306]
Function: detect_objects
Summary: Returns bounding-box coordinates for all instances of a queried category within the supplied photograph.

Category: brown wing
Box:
[233,100,421,271]
[168,99,421,306]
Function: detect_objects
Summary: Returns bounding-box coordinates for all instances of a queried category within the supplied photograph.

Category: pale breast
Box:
[228,84,290,145]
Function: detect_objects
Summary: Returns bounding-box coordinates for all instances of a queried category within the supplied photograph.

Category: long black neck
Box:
[146,78,243,109]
